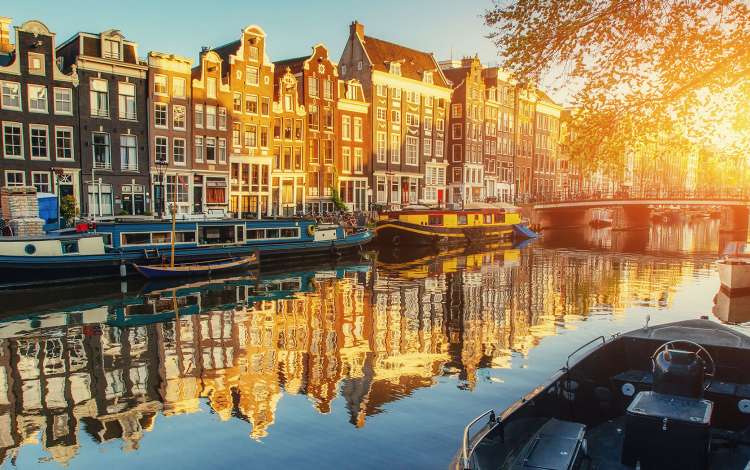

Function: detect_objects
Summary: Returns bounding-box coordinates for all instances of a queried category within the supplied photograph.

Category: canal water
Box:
[0,220,746,469]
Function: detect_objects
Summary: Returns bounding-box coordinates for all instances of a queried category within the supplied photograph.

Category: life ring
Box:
[307,225,316,236]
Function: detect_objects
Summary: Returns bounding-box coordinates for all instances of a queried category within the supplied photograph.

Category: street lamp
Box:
[53,168,65,229]
[155,159,168,219]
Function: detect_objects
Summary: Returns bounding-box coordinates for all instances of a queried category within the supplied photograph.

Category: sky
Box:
[4,0,569,103]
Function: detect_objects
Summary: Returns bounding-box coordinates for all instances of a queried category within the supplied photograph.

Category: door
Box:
[193,185,203,214]
[437,189,444,205]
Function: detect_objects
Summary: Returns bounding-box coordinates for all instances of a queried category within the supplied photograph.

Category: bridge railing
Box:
[525,188,750,205]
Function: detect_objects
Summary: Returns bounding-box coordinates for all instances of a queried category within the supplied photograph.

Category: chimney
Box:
[0,17,12,54]
[350,21,364,41]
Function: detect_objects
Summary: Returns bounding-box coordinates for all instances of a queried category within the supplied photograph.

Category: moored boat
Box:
[375,204,534,247]
[453,319,750,469]
[717,242,750,294]
[0,217,372,288]
[133,254,258,280]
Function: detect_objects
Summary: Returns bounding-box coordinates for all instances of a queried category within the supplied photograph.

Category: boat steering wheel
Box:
[651,340,715,391]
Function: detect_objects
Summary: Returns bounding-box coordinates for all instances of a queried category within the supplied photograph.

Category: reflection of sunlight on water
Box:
[0,219,744,468]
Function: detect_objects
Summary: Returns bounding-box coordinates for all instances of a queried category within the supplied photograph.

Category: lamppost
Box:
[156,159,168,219]
[53,168,65,228]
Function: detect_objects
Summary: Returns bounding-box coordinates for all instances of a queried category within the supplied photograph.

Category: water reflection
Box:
[0,220,743,468]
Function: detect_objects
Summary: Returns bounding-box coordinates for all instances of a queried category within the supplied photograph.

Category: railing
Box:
[461,409,497,470]
[526,188,750,205]
[93,160,112,170]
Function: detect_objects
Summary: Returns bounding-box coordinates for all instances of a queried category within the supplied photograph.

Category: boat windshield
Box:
[722,242,750,257]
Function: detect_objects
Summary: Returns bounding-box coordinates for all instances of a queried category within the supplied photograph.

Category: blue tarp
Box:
[37,193,57,223]
[513,224,538,239]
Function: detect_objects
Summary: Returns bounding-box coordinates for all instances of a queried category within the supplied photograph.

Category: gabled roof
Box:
[441,66,470,89]
[273,55,308,75]
[536,89,559,106]
[361,35,449,88]
[212,39,240,78]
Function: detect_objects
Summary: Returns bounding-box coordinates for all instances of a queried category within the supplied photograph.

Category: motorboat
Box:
[453,319,750,469]
[712,289,750,325]
[717,242,750,293]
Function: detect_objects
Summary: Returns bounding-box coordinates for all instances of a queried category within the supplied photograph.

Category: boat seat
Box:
[613,369,750,397]
[510,418,586,470]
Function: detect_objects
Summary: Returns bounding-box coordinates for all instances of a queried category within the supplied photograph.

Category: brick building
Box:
[0,19,81,210]
[336,78,370,211]
[339,21,449,209]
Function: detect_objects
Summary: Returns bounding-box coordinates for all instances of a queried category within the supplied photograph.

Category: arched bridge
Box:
[525,190,750,231]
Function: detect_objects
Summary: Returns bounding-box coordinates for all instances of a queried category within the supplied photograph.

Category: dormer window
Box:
[423,71,433,84]
[346,82,362,100]
[389,62,401,76]
[249,45,259,61]
[103,38,121,60]
[28,53,45,76]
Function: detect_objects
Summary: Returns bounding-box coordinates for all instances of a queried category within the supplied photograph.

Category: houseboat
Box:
[717,242,750,294]
[0,218,372,288]
[375,204,534,247]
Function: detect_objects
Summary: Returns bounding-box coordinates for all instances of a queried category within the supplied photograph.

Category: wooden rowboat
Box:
[133,253,258,280]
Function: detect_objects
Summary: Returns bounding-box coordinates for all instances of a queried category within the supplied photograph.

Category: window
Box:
[244,125,256,148]
[218,107,227,130]
[376,84,387,97]
[206,106,216,129]
[436,118,444,132]
[206,137,216,162]
[53,88,72,115]
[392,87,401,100]
[424,116,433,133]
[261,97,270,116]
[55,127,74,160]
[405,136,418,165]
[376,132,386,163]
[423,71,433,84]
[28,52,45,75]
[390,134,401,163]
[452,144,462,163]
[207,77,217,98]
[173,138,186,165]
[232,123,240,146]
[308,76,319,97]
[166,175,189,204]
[391,109,401,123]
[92,132,111,169]
[173,105,186,129]
[5,170,24,186]
[342,147,351,172]
[154,103,168,127]
[194,136,204,163]
[194,105,203,128]
[173,77,186,98]
[118,82,136,120]
[28,85,48,113]
[424,138,432,156]
[308,104,319,129]
[323,79,333,100]
[376,175,386,203]
[426,96,434,108]
[121,135,138,170]
[245,94,258,114]
[341,64,347,75]
[245,66,259,86]
[259,126,269,148]
[283,119,292,139]
[2,123,23,158]
[294,147,303,170]
[452,123,462,139]
[342,115,351,140]
[103,38,120,60]
[353,117,363,141]
[407,91,419,104]
[406,113,419,127]
[324,108,333,129]
[31,172,50,193]
[90,79,109,117]
[30,125,49,159]
[154,74,168,95]
[389,62,401,75]
[1,82,21,110]
[452,104,462,118]
[218,138,226,163]
[434,139,443,158]
[153,136,168,164]
[294,119,303,140]
[323,140,334,165]
[354,148,363,173]
[376,107,386,121]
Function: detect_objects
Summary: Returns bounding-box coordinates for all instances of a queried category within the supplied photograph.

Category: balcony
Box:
[121,161,139,172]
[93,160,112,170]
[91,108,109,118]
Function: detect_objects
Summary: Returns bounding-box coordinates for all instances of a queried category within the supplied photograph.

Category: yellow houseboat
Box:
[375,205,532,247]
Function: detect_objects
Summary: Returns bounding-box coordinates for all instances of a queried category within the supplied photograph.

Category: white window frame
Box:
[53,87,73,115]
[28,52,46,76]
[29,124,49,160]
[90,78,109,117]
[154,136,168,163]
[5,170,25,187]
[390,134,401,164]
[173,137,186,166]
[245,66,259,86]
[28,84,48,114]
[1,81,22,111]
[31,171,51,193]
[120,134,138,171]
[118,81,137,120]
[154,74,168,96]
[54,126,74,161]
[376,132,386,163]
[342,146,351,173]
[341,115,351,141]
[206,105,216,130]
[173,104,186,130]
[354,148,363,173]
[353,117,363,142]
[423,138,432,157]
[194,104,204,128]
[194,136,204,163]
[218,138,227,163]
[172,77,186,98]
[376,107,386,121]
[92,132,111,169]
[405,136,419,165]
[2,122,24,159]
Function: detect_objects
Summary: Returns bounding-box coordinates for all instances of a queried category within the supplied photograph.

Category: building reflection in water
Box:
[0,222,732,465]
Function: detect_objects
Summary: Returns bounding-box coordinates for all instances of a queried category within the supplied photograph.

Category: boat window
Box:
[246,229,266,239]
[280,228,299,238]
[175,231,196,243]
[458,214,468,225]
[198,225,237,245]
[236,226,246,243]
[428,215,443,226]
[152,232,171,244]
[61,240,79,254]
[266,228,280,239]
[100,232,113,246]
[484,214,492,224]
[122,233,151,245]
[494,213,504,223]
